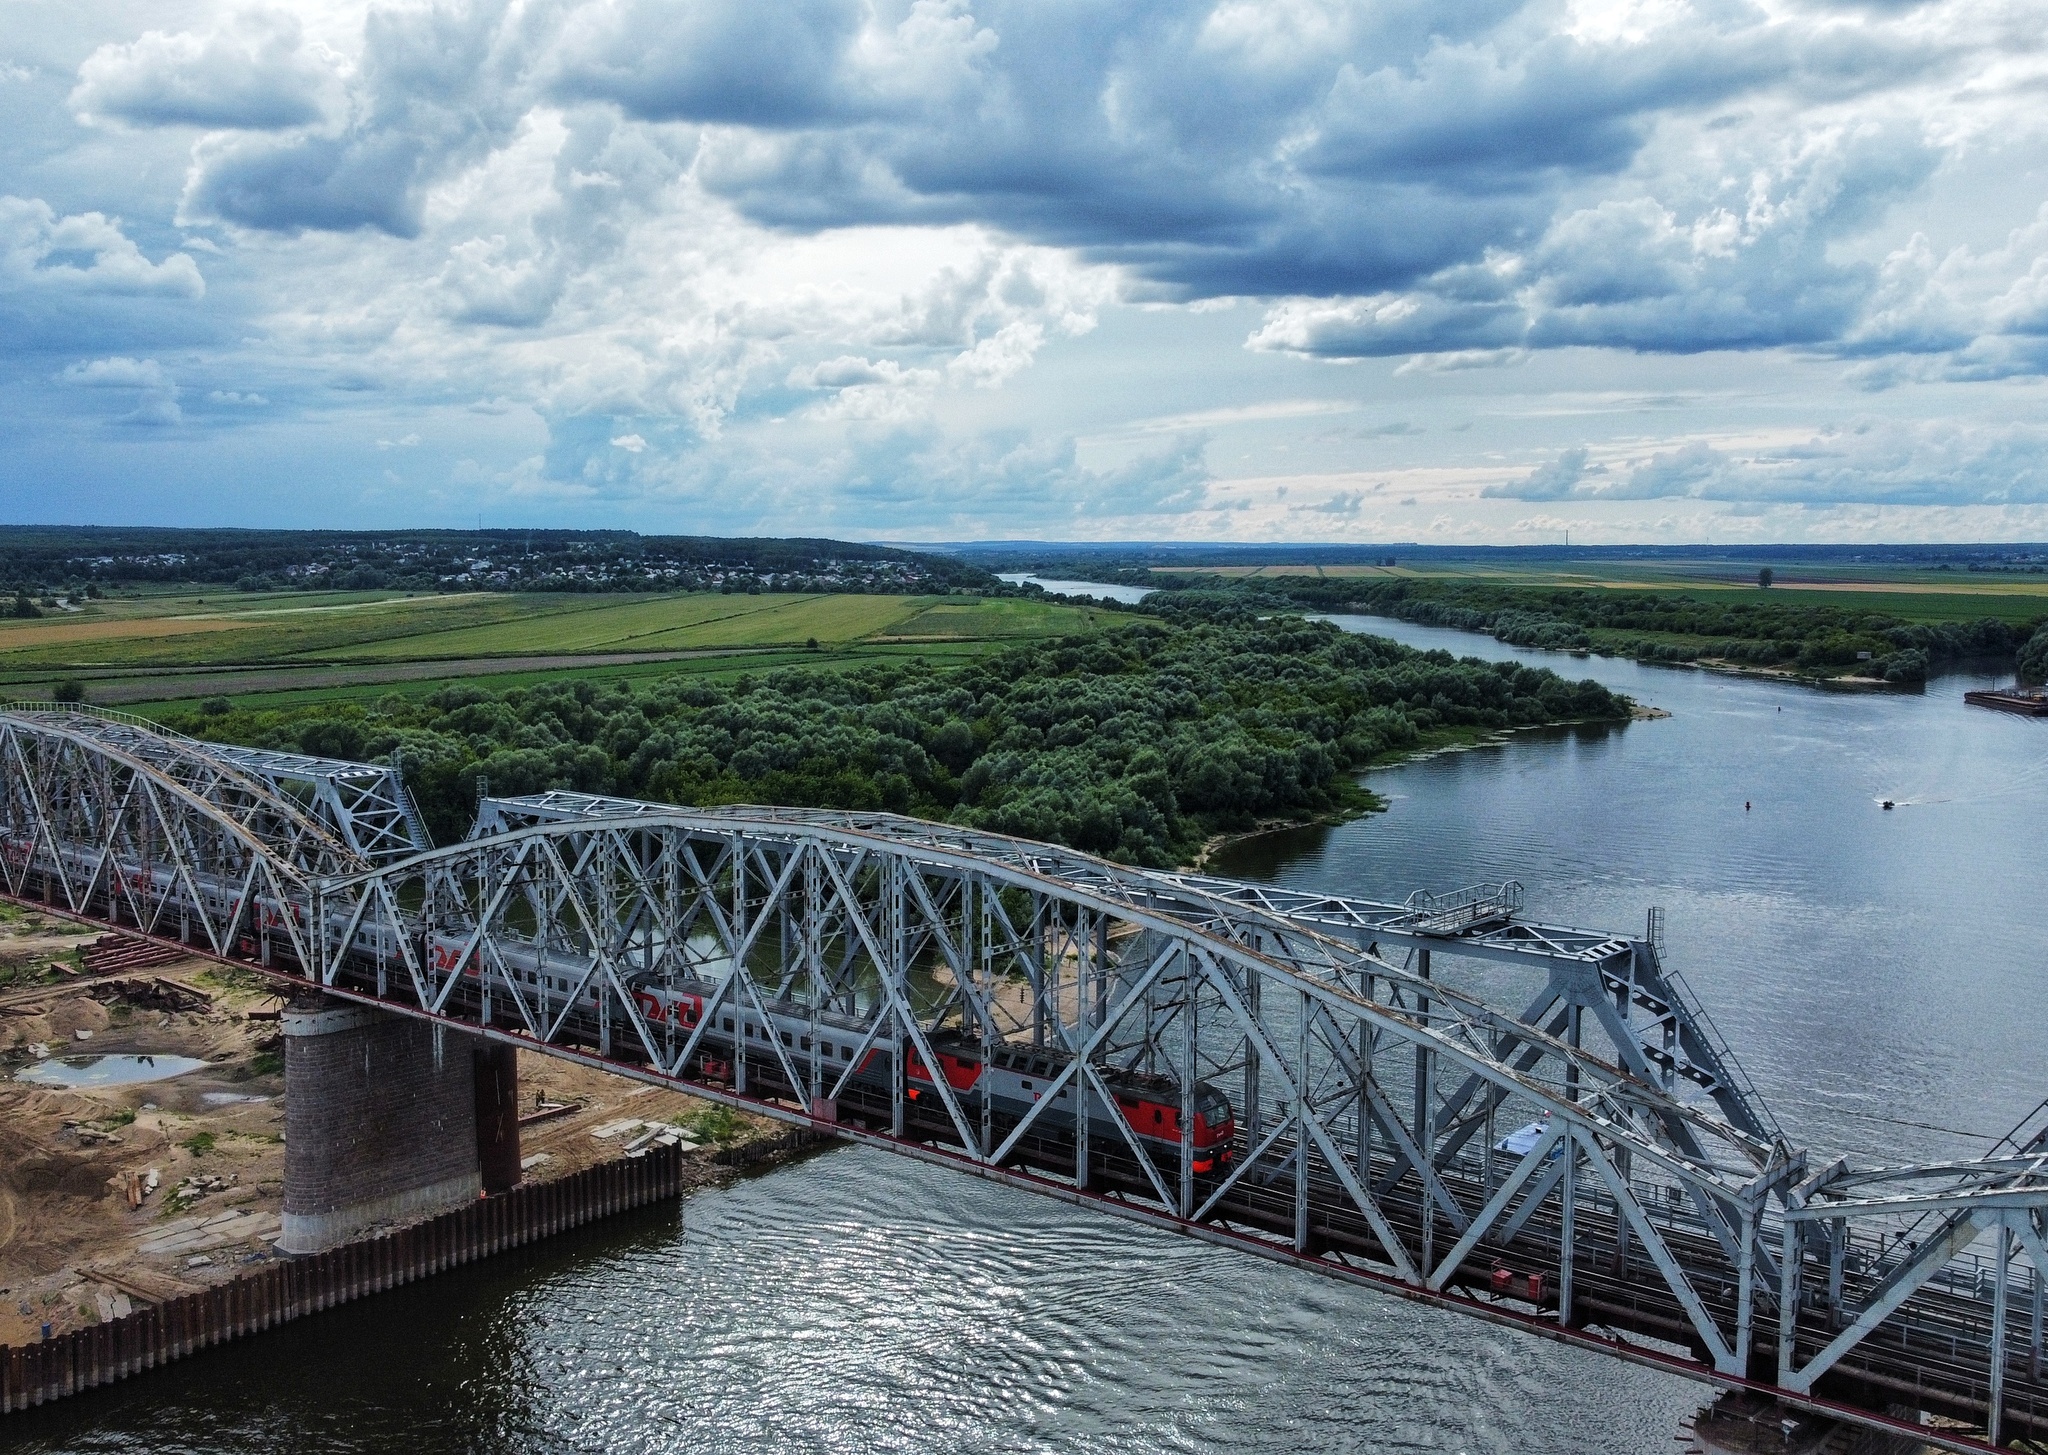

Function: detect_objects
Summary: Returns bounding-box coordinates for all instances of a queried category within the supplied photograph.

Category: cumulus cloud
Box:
[1296,490,1364,516]
[1482,424,2048,507]
[178,2,532,235]
[0,197,203,298]
[80,0,2042,393]
[788,355,932,390]
[72,14,335,129]
[1836,207,2048,385]
[507,410,1213,531]
[59,356,182,426]
[9,0,2048,527]
[1254,121,1942,364]
[1484,447,1605,500]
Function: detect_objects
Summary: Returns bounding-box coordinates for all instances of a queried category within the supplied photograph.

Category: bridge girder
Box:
[1,714,2043,1452]
[324,804,1784,1371]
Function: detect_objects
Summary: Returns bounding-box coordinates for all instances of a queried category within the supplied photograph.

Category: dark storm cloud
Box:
[149,0,1938,299]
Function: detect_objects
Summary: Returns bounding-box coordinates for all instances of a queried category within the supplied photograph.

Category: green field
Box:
[0,590,1129,710]
[1157,559,2048,625]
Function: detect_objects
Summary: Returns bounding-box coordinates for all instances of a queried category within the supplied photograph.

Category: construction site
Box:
[0,908,782,1350]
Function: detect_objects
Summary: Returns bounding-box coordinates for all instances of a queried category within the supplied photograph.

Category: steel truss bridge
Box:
[2,705,2043,1451]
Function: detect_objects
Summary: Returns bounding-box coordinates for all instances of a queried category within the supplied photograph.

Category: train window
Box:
[799,1037,811,1052]
[1021,1080,1033,1091]
[780,1032,792,1047]
[841,1046,853,1060]
[1152,1109,1164,1125]
[721,1017,733,1032]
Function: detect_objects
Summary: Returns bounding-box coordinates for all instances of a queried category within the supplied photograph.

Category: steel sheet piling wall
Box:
[0,1134,819,1415]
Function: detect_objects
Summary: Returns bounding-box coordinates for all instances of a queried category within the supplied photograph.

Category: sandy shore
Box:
[0,916,783,1349]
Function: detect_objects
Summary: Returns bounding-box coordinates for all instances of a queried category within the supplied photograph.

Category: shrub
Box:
[2020,626,2048,686]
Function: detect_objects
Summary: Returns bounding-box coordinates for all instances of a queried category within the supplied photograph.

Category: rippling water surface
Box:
[16,612,2047,1455]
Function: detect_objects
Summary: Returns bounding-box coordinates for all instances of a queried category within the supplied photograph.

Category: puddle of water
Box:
[199,1091,268,1106]
[14,1053,211,1088]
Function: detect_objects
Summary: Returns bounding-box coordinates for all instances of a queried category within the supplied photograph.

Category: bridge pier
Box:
[474,1039,523,1196]
[281,997,518,1253]
[1688,1392,1922,1455]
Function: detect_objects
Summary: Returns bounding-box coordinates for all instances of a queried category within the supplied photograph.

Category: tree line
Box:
[162,613,1628,867]
[1137,576,2048,686]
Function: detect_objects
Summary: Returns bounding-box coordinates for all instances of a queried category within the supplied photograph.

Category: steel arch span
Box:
[1,707,2041,1452]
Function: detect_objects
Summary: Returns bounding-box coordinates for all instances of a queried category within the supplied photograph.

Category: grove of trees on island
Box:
[163,605,1626,867]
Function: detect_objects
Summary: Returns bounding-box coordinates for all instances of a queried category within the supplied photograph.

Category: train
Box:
[0,837,1239,1173]
[609,971,1237,1175]
[490,938,1240,1176]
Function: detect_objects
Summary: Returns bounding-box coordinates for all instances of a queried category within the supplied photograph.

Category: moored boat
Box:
[1963,687,2048,715]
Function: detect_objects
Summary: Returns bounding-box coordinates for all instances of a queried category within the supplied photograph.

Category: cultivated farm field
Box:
[0,589,1127,710]
[1156,559,2048,624]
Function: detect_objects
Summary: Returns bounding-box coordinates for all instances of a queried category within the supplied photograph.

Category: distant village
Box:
[0,528,993,598]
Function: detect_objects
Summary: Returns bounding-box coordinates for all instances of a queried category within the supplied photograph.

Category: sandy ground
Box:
[0,914,781,1348]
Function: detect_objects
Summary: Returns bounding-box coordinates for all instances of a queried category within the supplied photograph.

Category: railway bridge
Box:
[2,704,2043,1451]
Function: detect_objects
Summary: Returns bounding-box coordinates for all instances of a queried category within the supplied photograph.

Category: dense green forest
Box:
[159,610,1627,866]
[1136,576,2048,685]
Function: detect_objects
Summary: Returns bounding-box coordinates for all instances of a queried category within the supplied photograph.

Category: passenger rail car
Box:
[429,928,1238,1174]
[0,838,1239,1175]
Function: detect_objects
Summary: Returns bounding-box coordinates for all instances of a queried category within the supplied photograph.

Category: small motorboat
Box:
[1881,800,1895,810]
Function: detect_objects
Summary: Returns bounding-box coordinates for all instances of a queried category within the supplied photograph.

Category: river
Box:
[996,572,1155,604]
[13,611,2046,1455]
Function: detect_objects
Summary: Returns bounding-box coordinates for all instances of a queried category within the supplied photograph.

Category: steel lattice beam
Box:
[0,713,2042,1453]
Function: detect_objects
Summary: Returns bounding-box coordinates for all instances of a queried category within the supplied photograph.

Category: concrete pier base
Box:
[280,998,483,1254]
[473,1039,522,1195]
[1688,1392,1924,1455]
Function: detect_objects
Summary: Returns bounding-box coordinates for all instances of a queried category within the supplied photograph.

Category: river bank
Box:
[1183,705,1660,872]
[0,915,791,1351]
[1,1129,830,1416]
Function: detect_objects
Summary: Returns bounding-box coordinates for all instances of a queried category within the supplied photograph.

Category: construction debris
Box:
[86,977,212,1015]
[80,934,192,976]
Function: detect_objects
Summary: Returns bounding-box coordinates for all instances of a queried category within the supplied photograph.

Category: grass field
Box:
[1155,560,2048,623]
[0,590,1129,710]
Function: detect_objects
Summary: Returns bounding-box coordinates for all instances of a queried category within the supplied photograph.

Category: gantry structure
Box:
[1,706,2041,1450]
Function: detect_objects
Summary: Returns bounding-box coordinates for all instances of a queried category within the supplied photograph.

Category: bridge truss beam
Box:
[0,720,2043,1451]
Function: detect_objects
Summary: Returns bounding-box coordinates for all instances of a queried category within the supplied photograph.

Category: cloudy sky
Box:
[3,0,2047,544]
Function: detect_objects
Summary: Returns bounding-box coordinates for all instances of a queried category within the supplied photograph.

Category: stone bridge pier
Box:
[280,997,523,1254]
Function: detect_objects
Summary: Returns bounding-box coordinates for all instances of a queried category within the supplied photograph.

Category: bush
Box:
[1878,648,1929,685]
[2020,626,2048,686]
[50,679,85,703]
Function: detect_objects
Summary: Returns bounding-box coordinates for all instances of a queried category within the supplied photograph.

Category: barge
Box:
[1964,686,2048,715]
